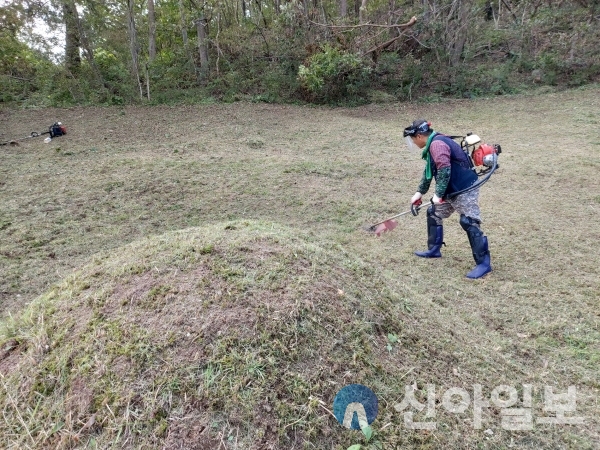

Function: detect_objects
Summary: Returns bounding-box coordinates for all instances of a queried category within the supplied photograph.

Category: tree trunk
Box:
[389,0,398,39]
[148,0,157,62]
[63,0,81,74]
[254,0,268,27]
[449,0,469,66]
[179,0,190,57]
[340,0,348,18]
[196,14,209,78]
[127,0,143,99]
[359,0,368,23]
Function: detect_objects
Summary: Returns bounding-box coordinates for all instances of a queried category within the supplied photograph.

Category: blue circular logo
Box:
[333,384,378,430]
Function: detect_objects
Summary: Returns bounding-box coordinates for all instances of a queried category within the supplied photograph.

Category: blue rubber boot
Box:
[460,214,492,279]
[466,236,492,279]
[415,210,444,258]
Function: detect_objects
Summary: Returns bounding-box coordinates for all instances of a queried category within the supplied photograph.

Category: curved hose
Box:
[446,156,499,200]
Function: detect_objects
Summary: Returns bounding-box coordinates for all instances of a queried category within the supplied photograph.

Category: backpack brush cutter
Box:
[1,122,67,147]
[367,132,501,236]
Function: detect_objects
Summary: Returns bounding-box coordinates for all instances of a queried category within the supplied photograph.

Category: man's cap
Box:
[403,119,433,137]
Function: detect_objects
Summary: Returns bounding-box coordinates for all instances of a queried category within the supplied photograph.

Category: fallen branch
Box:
[363,30,410,56]
[2,75,32,82]
[361,17,419,56]
[309,15,417,29]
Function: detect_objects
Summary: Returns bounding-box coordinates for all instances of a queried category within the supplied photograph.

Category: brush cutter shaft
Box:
[370,203,427,228]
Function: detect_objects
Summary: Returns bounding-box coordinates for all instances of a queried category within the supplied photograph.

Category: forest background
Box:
[1,0,599,106]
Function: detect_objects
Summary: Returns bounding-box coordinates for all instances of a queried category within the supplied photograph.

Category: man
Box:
[403,119,492,279]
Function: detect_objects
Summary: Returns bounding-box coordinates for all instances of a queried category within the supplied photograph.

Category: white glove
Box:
[411,192,423,205]
[432,194,444,205]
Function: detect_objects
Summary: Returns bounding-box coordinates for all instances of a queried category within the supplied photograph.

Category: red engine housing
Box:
[471,143,496,166]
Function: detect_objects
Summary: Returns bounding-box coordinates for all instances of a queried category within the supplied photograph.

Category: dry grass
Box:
[0,85,599,449]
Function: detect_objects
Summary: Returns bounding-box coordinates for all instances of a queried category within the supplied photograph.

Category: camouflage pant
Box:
[430,188,481,226]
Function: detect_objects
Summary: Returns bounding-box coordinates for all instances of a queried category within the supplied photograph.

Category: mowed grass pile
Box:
[1,85,599,448]
[0,221,520,449]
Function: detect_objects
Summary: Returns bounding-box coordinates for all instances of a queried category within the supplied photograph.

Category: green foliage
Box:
[386,333,398,352]
[259,62,302,103]
[0,31,54,103]
[298,45,372,104]
[95,48,129,86]
[0,0,597,106]
[376,53,424,101]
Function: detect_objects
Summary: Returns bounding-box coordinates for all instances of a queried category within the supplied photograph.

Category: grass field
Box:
[1,86,599,449]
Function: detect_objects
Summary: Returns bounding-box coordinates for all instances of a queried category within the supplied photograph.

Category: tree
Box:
[446,0,470,66]
[340,0,348,18]
[126,0,143,99]
[63,0,81,74]
[195,13,209,78]
[148,0,157,61]
[179,0,191,57]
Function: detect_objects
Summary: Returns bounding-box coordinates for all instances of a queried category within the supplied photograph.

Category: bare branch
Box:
[4,75,32,82]
[362,30,411,56]
[309,15,417,29]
